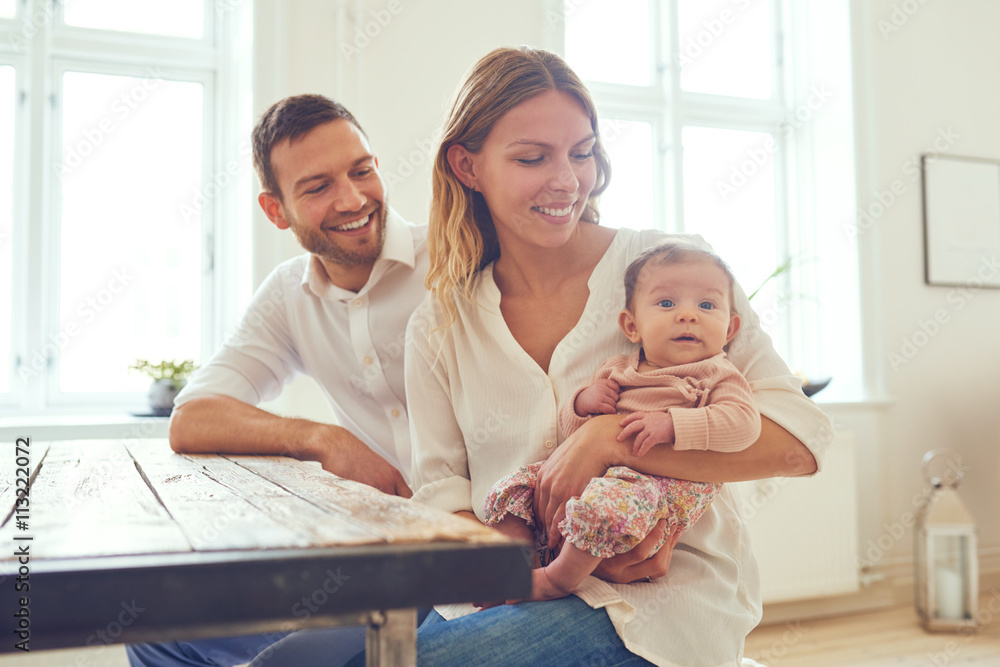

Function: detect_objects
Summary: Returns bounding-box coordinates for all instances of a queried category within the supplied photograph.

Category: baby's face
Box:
[621,257,740,369]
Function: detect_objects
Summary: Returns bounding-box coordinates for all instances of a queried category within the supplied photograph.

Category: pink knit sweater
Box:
[559,350,761,452]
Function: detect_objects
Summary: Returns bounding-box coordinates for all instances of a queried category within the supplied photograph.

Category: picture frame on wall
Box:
[921,153,1000,288]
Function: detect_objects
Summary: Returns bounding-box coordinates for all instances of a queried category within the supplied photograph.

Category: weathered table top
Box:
[0,438,530,657]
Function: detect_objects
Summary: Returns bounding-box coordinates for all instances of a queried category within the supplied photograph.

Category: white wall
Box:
[251,0,1000,578]
[849,0,1000,575]
[354,0,559,224]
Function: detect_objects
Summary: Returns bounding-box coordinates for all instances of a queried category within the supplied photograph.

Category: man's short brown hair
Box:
[251,94,366,200]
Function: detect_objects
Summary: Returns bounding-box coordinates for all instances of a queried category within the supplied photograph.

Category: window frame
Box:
[2,0,250,416]
[0,53,26,408]
[561,0,858,395]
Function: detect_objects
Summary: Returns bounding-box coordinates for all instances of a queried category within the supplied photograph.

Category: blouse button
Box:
[544,440,554,449]
[352,298,363,307]
[391,408,401,418]
[363,355,374,365]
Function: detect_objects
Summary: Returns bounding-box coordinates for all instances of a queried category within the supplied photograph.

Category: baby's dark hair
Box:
[624,242,738,311]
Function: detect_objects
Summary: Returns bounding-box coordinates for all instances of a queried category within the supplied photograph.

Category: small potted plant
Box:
[129,359,198,416]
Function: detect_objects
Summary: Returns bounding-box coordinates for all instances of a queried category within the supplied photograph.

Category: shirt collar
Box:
[300,207,416,299]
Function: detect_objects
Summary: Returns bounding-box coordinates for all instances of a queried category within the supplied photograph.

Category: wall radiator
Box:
[735,432,859,603]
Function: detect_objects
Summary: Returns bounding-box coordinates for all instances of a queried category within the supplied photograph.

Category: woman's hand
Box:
[534,415,624,547]
[593,521,681,584]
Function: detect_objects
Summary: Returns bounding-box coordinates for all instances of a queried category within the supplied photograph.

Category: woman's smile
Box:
[469,89,597,248]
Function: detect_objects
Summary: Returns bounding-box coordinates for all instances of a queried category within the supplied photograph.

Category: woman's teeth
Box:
[335,215,369,231]
[534,205,573,217]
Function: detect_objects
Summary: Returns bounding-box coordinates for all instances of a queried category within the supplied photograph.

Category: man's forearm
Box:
[169,395,332,462]
[608,415,818,482]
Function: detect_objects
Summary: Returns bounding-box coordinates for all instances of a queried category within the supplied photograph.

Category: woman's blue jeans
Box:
[128,598,652,667]
[339,597,653,667]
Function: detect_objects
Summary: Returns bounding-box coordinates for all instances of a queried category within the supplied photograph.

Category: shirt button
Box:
[363,356,374,365]
[352,298,363,307]
[544,440,554,449]
[391,408,401,418]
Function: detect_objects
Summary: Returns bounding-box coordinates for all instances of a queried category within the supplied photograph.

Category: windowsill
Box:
[0,413,170,442]
[0,396,895,443]
[813,394,895,410]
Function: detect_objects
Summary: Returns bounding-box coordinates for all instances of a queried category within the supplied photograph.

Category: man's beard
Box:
[290,204,388,267]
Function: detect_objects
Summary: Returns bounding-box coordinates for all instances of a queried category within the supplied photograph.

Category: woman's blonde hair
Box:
[427,46,611,325]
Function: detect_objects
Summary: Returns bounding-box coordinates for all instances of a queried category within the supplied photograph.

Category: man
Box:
[126,94,428,666]
[170,94,424,495]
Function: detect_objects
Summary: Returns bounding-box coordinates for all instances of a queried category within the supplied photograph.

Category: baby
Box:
[484,241,762,601]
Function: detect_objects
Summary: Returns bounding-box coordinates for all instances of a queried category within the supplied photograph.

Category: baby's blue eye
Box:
[699,301,715,310]
[657,299,674,308]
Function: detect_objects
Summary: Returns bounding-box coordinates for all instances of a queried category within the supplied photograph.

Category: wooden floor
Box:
[745,593,1000,666]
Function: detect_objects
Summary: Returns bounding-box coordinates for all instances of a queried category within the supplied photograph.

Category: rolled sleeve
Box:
[751,376,833,474]
[411,476,475,515]
[175,265,301,409]
[174,352,284,408]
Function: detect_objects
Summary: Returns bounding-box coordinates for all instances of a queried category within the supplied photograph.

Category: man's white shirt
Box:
[175,209,428,477]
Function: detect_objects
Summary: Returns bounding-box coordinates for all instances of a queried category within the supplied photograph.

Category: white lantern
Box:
[914,449,978,632]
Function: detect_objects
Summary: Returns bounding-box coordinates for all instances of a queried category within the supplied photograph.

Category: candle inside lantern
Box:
[935,565,964,620]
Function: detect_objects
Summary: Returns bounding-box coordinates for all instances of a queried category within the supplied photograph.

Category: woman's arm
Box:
[534,414,817,550]
[402,303,476,515]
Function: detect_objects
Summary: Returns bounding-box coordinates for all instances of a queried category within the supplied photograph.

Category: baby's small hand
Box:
[618,412,675,456]
[575,378,620,416]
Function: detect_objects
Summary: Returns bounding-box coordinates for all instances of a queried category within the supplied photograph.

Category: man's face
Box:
[264,119,387,268]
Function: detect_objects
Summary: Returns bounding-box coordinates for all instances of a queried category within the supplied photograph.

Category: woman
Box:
[398,46,831,666]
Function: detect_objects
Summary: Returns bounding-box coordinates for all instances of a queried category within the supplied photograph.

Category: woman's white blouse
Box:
[402,228,833,667]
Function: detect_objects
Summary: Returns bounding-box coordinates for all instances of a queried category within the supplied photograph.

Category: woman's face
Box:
[469,89,598,252]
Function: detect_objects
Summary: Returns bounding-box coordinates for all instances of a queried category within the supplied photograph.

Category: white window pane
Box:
[598,118,655,231]
[0,0,15,19]
[566,0,651,87]
[63,0,204,39]
[678,0,773,99]
[0,66,13,393]
[59,71,204,394]
[682,126,782,344]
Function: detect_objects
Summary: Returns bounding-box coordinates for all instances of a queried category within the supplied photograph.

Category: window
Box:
[2,1,251,414]
[564,0,861,400]
[62,0,205,39]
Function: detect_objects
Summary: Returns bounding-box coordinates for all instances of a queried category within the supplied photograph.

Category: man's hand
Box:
[170,396,412,497]
[618,411,675,456]
[593,521,680,584]
[312,425,412,497]
[574,379,620,417]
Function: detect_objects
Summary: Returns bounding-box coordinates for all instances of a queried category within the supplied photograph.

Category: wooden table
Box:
[0,438,530,665]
